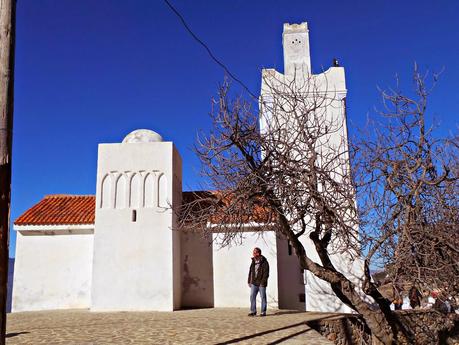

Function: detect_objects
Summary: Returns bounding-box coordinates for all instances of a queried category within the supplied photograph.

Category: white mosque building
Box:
[12,22,363,313]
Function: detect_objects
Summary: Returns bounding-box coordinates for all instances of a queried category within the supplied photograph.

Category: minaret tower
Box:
[282,22,311,76]
[260,22,363,313]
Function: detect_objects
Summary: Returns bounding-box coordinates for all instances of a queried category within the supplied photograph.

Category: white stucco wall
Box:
[12,227,94,312]
[91,140,182,311]
[276,236,306,310]
[213,231,278,310]
[302,238,355,313]
[180,231,213,308]
[172,152,183,310]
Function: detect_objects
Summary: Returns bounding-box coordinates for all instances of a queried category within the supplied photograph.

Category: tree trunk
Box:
[353,299,394,345]
[282,225,396,344]
[0,0,16,343]
[311,262,395,344]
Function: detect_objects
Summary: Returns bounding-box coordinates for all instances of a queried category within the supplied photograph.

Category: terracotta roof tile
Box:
[181,191,275,224]
[15,195,95,226]
[15,192,274,226]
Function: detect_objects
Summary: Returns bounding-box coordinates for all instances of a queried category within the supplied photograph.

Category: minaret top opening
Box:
[282,22,311,76]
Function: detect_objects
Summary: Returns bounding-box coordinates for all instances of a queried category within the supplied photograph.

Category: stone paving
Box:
[6,308,335,344]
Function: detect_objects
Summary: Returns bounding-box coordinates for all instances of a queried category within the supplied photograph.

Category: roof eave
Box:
[15,223,94,235]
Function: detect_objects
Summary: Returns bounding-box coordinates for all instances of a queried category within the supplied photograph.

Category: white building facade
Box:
[12,22,363,313]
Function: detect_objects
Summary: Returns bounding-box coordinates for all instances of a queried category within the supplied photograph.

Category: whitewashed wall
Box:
[12,227,94,312]
[91,141,182,311]
[303,239,355,313]
[180,231,213,308]
[276,236,306,310]
[172,151,183,310]
[213,231,278,310]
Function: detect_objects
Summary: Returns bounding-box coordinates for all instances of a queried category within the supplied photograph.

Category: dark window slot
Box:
[132,209,137,222]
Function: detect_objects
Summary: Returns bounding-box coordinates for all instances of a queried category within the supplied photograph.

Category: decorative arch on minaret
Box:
[144,172,156,208]
[157,173,168,208]
[130,173,142,208]
[100,174,111,209]
[115,174,127,209]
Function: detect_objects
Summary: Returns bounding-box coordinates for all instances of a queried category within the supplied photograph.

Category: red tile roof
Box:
[182,191,275,224]
[14,192,274,226]
[14,195,95,226]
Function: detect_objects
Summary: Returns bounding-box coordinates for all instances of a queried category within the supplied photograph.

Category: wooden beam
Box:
[0,0,16,343]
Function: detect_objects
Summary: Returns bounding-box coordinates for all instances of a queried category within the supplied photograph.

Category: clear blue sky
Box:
[10,0,459,257]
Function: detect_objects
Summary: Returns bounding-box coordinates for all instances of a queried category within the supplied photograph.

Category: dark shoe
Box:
[260,313,266,317]
[248,312,256,317]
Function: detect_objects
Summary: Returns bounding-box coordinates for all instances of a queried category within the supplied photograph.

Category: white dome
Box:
[122,129,163,143]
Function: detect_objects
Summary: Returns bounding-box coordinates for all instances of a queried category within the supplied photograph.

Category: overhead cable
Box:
[163,0,258,99]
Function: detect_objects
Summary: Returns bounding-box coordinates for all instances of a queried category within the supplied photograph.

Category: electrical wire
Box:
[163,0,258,99]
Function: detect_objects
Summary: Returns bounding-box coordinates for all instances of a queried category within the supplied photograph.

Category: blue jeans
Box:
[250,284,267,314]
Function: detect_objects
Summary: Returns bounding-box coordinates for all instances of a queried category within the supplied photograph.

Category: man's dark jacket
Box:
[248,255,269,287]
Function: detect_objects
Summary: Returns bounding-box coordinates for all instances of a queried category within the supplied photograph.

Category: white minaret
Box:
[260,21,347,143]
[260,22,363,313]
[91,129,182,311]
[282,22,311,76]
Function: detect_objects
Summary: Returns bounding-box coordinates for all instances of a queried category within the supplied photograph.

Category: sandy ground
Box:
[6,308,335,344]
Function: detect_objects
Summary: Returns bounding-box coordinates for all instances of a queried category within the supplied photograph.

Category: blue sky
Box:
[10,0,459,257]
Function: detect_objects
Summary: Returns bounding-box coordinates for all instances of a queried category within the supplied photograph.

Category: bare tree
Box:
[355,68,459,302]
[180,69,458,344]
[0,0,15,343]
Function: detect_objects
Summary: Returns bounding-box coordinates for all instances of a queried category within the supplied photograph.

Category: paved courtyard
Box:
[6,308,335,344]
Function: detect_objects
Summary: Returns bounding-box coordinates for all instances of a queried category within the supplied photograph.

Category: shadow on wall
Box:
[182,255,200,296]
[7,258,14,313]
[180,232,215,309]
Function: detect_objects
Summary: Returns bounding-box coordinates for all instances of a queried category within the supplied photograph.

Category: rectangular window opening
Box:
[132,209,137,222]
[287,241,292,256]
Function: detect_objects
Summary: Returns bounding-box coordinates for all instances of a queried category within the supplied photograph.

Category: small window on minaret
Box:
[132,209,137,222]
[287,241,292,255]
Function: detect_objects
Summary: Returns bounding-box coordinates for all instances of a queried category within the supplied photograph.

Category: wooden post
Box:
[0,0,16,343]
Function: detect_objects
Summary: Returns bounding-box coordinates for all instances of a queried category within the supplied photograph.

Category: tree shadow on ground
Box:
[266,310,305,317]
[214,321,312,344]
[266,328,314,344]
[6,332,30,338]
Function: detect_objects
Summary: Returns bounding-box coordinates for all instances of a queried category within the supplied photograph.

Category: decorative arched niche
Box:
[100,174,112,209]
[115,174,127,209]
[144,172,156,208]
[130,173,142,208]
[157,173,168,208]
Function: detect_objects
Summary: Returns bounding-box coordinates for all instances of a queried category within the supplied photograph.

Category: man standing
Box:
[248,247,269,317]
